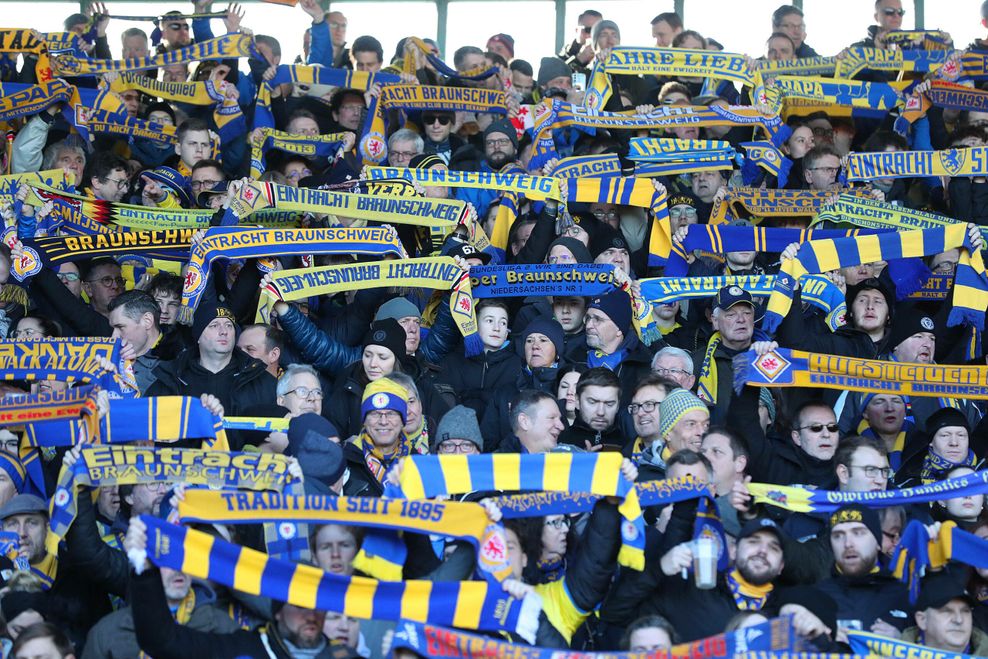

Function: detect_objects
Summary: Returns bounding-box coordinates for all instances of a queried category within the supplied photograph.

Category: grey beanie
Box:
[537,57,572,88]
[591,20,620,46]
[434,405,484,451]
[375,297,421,322]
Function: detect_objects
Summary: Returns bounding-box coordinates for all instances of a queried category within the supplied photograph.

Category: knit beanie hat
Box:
[547,236,592,264]
[924,406,970,438]
[888,302,937,351]
[537,57,571,88]
[659,389,708,439]
[433,405,484,451]
[484,118,518,150]
[519,315,565,360]
[361,378,409,423]
[193,300,238,341]
[588,289,632,336]
[828,504,882,546]
[363,318,407,361]
[591,19,621,46]
[374,297,421,322]
[287,413,340,456]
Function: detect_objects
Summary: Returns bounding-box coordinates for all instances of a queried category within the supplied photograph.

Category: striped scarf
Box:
[766,225,988,334]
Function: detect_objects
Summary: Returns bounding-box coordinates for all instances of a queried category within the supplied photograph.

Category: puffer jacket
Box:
[277,294,458,372]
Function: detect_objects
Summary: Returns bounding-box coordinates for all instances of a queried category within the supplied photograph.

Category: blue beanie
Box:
[520,315,565,359]
[588,289,632,336]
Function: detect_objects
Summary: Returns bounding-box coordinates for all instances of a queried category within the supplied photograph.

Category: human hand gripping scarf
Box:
[48,446,294,556]
[179,225,408,322]
[396,453,646,571]
[259,256,481,355]
[176,490,513,583]
[763,224,988,334]
[135,514,542,642]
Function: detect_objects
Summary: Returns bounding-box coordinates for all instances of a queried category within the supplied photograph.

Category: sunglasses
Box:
[881,7,906,16]
[796,423,839,433]
[423,114,452,126]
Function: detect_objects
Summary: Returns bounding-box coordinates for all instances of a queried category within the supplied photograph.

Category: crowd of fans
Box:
[0,0,986,657]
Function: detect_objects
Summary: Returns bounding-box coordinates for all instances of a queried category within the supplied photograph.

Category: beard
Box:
[487,149,514,169]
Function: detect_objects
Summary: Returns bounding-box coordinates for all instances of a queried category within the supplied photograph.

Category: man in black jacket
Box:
[816,505,912,635]
[126,517,354,659]
[147,300,277,416]
[559,367,624,451]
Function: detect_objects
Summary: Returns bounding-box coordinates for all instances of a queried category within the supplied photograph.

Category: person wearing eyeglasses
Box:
[771,5,818,58]
[801,145,842,192]
[844,0,907,78]
[448,119,519,220]
[386,129,423,168]
[86,152,130,203]
[628,373,676,471]
[276,363,324,417]
[432,405,483,455]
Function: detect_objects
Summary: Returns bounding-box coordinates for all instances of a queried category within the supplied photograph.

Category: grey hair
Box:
[385,372,420,400]
[651,346,694,375]
[388,128,424,153]
[276,363,320,397]
[42,136,87,171]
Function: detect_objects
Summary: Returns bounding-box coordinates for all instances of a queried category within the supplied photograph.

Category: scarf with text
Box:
[626,137,740,176]
[530,99,786,171]
[892,520,988,603]
[766,224,988,333]
[487,475,711,518]
[86,108,179,145]
[710,188,867,224]
[180,225,407,319]
[845,146,988,181]
[11,229,195,283]
[550,154,624,179]
[390,616,800,659]
[740,142,792,187]
[362,85,507,164]
[253,65,400,130]
[885,30,953,49]
[397,453,645,571]
[899,80,988,132]
[0,384,97,426]
[765,76,906,117]
[137,514,541,642]
[469,263,659,344]
[756,57,838,77]
[641,274,847,332]
[747,467,988,514]
[249,128,347,179]
[50,33,257,76]
[176,490,512,583]
[402,37,500,82]
[735,347,988,402]
[260,256,480,354]
[363,166,559,201]
[48,446,293,555]
[109,73,224,105]
[586,47,767,112]
[223,179,472,231]
[0,337,135,394]
[847,630,980,659]
[835,47,953,78]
